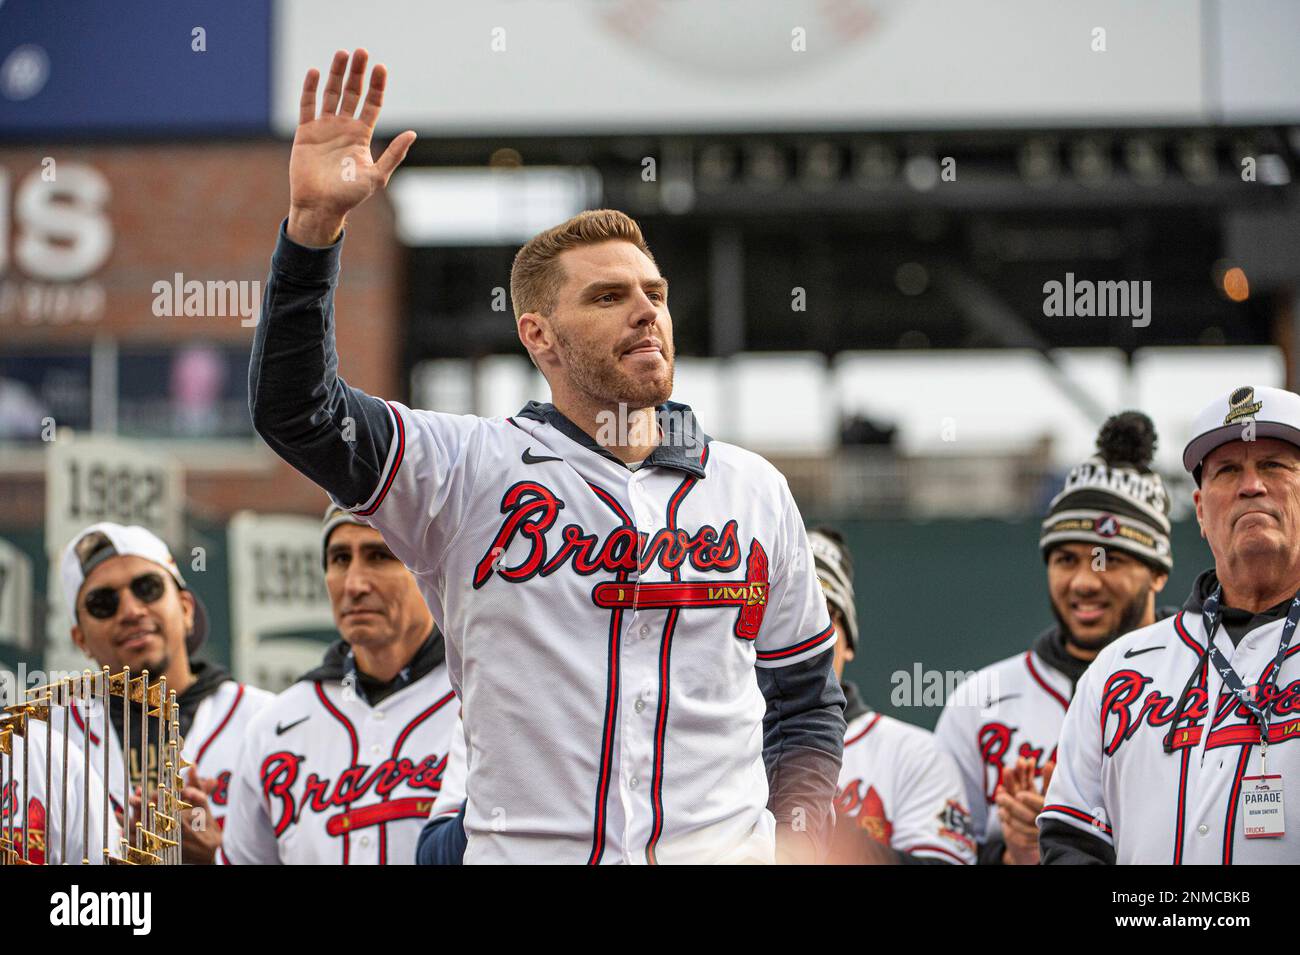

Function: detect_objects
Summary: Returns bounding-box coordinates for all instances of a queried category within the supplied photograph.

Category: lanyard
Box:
[1201,585,1300,770]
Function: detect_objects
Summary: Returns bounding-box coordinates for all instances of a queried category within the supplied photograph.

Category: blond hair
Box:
[510,209,657,322]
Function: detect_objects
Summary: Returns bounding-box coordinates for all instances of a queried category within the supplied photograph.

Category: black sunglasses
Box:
[82,572,169,620]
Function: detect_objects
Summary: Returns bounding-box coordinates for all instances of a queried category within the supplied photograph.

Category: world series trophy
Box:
[0,667,191,865]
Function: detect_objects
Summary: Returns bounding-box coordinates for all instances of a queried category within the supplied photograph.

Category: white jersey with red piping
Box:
[63,677,271,828]
[836,710,977,864]
[934,649,1071,846]
[1,728,121,864]
[220,663,457,865]
[336,401,835,864]
[1042,609,1300,864]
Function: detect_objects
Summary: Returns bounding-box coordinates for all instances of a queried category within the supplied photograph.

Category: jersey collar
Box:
[515,400,712,479]
[296,626,446,704]
[1183,567,1294,646]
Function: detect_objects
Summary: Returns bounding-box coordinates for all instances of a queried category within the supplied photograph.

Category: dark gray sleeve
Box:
[248,220,394,508]
[757,648,847,859]
[1039,818,1115,865]
[977,834,1007,865]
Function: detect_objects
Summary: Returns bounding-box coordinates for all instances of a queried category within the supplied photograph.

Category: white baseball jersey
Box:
[65,677,272,829]
[1,728,121,864]
[1043,607,1300,864]
[428,712,466,823]
[934,648,1069,845]
[835,710,977,864]
[221,664,457,865]
[342,401,835,865]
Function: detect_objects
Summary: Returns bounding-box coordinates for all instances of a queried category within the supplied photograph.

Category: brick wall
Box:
[0,142,406,525]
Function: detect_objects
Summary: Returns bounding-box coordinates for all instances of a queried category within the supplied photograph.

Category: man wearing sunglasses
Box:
[60,522,273,864]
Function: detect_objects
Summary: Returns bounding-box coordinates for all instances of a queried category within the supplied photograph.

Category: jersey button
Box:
[373,711,386,721]
[360,836,371,847]
[629,776,640,789]
[639,625,650,639]
[372,745,383,756]
[1197,825,1209,835]
[634,699,646,714]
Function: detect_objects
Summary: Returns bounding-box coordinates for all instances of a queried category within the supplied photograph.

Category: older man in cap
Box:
[221,505,458,864]
[60,522,273,863]
[1041,386,1300,863]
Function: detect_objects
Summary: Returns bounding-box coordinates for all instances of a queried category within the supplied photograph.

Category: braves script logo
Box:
[259,751,446,838]
[1101,669,1300,754]
[977,722,1056,802]
[472,481,770,639]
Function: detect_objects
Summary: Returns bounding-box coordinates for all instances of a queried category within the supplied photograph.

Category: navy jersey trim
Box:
[645,451,706,864]
[356,401,405,517]
[315,682,359,864]
[584,480,633,865]
[756,622,836,662]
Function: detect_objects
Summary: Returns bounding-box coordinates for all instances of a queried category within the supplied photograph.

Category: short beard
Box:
[553,324,674,410]
[1051,582,1152,652]
[138,650,172,679]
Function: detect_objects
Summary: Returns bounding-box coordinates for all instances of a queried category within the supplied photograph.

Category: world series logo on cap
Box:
[1223,385,1263,426]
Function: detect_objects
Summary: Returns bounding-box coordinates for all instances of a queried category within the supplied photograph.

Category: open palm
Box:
[289,48,416,225]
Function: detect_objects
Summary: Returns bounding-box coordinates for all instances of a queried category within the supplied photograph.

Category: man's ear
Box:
[70,622,89,657]
[1151,571,1169,595]
[177,587,196,633]
[1193,487,1204,538]
[517,312,553,367]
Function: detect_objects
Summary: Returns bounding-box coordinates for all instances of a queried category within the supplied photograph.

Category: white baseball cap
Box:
[60,522,208,655]
[1182,385,1300,480]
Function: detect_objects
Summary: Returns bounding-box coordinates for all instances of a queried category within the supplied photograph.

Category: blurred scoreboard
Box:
[0,0,271,137]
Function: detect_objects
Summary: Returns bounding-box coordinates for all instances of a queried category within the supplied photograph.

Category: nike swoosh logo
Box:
[985,693,1020,707]
[1123,646,1164,658]
[275,716,310,735]
[522,448,563,465]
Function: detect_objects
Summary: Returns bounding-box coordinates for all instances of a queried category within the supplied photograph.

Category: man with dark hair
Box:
[935,412,1173,864]
[222,505,457,865]
[60,522,272,864]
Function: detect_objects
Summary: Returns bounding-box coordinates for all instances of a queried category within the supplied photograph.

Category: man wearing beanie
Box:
[813,527,977,865]
[1042,386,1300,864]
[60,522,274,864]
[935,412,1174,865]
[221,504,458,864]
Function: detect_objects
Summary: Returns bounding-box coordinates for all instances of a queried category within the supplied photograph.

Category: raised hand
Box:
[287,48,417,247]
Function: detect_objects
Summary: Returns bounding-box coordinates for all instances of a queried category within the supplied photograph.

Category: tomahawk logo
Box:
[49,885,152,935]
